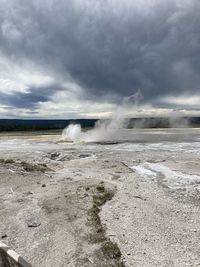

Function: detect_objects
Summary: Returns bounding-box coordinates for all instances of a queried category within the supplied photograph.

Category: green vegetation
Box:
[88,203,106,243]
[0,117,200,132]
[0,119,97,132]
[0,158,15,164]
[87,183,125,266]
[96,185,106,193]
[101,240,122,260]
[93,189,114,206]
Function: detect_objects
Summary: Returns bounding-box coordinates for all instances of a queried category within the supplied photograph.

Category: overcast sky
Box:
[0,0,200,119]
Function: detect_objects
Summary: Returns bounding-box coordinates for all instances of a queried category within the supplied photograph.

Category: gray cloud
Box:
[0,90,48,109]
[0,0,200,113]
[0,83,64,108]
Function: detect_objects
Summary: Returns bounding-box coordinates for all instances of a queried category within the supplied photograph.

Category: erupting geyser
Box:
[62,90,144,143]
[62,124,82,142]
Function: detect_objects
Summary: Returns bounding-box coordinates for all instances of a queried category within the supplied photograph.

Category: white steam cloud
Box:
[61,90,191,143]
[62,90,143,142]
[62,124,81,142]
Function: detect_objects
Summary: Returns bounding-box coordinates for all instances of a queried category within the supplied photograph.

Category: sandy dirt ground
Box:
[0,129,200,267]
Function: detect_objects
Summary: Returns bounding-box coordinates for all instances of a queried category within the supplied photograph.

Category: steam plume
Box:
[62,90,143,142]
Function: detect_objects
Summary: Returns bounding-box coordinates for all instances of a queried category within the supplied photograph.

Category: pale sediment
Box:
[0,131,200,266]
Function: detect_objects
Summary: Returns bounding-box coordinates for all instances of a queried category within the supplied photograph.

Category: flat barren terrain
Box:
[0,129,200,267]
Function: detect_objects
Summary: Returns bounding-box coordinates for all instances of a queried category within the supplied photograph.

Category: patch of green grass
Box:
[93,190,114,206]
[87,186,114,243]
[88,204,106,243]
[87,183,125,266]
[88,204,101,226]
[96,185,105,193]
[101,240,121,260]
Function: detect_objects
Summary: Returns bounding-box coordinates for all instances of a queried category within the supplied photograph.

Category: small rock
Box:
[1,234,7,239]
[42,184,46,188]
[50,152,60,160]
[28,222,41,228]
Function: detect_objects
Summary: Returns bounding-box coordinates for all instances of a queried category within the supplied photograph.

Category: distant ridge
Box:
[128,117,200,128]
[0,117,199,132]
[0,119,97,132]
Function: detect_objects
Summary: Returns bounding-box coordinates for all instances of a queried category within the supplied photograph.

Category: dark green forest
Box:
[0,119,97,132]
[0,117,199,132]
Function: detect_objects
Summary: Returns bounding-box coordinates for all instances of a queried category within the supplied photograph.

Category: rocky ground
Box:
[0,129,200,267]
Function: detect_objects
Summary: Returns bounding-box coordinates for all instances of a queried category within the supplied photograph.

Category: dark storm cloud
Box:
[0,0,200,107]
[0,90,48,109]
[0,83,63,108]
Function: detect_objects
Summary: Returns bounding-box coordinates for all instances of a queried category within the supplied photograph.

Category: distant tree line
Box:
[0,117,199,132]
[128,117,200,128]
[0,119,97,132]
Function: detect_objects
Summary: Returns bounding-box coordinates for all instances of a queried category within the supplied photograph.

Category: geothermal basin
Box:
[0,128,200,267]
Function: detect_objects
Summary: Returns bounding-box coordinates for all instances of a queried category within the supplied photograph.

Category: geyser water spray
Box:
[62,124,82,141]
[62,90,143,143]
